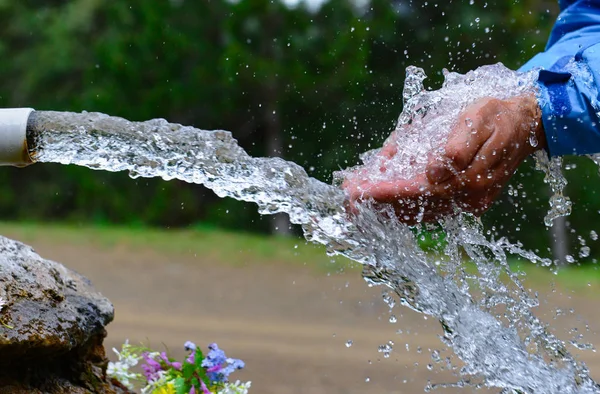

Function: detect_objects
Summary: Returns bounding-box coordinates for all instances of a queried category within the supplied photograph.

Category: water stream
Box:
[25,63,600,393]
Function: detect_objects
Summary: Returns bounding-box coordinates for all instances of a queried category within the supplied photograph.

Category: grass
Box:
[0,221,358,274]
[0,221,598,292]
[510,260,600,293]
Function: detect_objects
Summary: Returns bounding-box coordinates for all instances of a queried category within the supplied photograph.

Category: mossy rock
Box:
[0,236,127,393]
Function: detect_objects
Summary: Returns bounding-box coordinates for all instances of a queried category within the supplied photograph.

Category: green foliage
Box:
[415,227,447,253]
[174,348,210,394]
[0,0,581,259]
[0,221,355,274]
[174,377,187,394]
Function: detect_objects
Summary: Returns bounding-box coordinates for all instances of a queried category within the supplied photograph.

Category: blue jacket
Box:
[520,0,600,156]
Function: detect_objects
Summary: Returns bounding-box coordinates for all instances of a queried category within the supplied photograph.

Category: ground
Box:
[2,223,600,394]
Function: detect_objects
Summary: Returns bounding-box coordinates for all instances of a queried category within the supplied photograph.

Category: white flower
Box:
[107,360,140,390]
[217,380,252,394]
[107,341,142,390]
[141,370,170,394]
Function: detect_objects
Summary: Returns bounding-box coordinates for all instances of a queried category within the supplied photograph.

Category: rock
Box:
[0,236,132,393]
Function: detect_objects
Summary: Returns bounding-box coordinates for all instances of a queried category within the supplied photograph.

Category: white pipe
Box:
[0,108,34,167]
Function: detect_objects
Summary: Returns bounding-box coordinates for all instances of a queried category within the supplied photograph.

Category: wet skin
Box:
[343,93,547,224]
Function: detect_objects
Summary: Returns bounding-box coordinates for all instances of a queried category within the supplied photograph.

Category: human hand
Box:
[343,93,546,224]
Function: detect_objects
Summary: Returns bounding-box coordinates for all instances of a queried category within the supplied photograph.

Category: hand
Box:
[343,93,546,224]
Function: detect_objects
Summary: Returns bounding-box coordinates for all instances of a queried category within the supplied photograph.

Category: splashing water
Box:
[27,63,600,393]
[345,64,539,184]
[534,151,572,226]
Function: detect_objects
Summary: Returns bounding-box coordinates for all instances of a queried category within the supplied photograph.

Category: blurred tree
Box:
[220,0,370,233]
[0,0,592,264]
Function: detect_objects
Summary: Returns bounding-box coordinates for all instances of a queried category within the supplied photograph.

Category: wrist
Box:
[509,94,546,152]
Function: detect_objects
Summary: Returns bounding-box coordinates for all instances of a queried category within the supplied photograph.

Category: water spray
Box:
[0,62,597,392]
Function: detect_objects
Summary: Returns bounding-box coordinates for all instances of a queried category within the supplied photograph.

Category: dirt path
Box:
[7,232,600,393]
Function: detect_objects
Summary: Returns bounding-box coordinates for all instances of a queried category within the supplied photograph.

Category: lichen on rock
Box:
[0,236,131,393]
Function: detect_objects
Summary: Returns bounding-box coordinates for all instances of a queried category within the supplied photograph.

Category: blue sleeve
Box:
[519,0,600,156]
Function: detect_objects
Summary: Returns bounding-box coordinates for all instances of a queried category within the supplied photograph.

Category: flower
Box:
[109,340,248,393]
[150,381,176,394]
[186,350,196,364]
[202,343,244,383]
[184,341,197,351]
[217,380,252,394]
[107,341,142,390]
[202,343,227,368]
[220,358,245,378]
[160,352,182,370]
[200,381,211,394]
[141,352,162,381]
[140,370,170,394]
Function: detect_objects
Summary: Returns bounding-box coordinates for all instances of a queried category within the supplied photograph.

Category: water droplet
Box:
[579,246,590,258]
[382,291,396,309]
[566,255,575,263]
[378,343,393,358]
[529,132,538,148]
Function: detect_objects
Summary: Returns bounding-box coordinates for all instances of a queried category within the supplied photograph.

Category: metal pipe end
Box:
[0,108,35,167]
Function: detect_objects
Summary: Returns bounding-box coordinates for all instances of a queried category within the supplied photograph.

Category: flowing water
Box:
[26,63,600,393]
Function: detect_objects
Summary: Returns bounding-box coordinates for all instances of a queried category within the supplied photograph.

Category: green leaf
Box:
[194,350,210,386]
[174,377,189,394]
[194,349,205,369]
[182,362,196,380]
[166,367,183,381]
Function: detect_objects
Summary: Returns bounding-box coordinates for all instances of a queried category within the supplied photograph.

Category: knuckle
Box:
[449,151,470,170]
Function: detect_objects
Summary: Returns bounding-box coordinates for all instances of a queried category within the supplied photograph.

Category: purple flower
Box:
[141,352,162,381]
[221,358,245,377]
[186,350,195,364]
[200,381,210,394]
[202,343,226,368]
[206,367,222,382]
[184,341,197,352]
[200,343,244,383]
[202,343,226,382]
[159,352,182,370]
[189,387,195,394]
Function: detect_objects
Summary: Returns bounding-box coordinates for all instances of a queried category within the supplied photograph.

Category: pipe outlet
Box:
[0,108,34,167]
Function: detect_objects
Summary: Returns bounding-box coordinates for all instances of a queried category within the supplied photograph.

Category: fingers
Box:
[343,174,457,224]
[347,177,424,203]
[342,96,532,225]
[426,101,500,184]
[462,123,511,180]
[379,129,401,159]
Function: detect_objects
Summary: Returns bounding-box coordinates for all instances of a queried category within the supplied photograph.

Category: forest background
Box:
[1,0,593,262]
